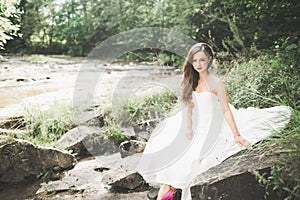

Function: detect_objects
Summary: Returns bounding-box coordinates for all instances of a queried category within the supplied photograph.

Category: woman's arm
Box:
[186,99,194,140]
[216,80,252,149]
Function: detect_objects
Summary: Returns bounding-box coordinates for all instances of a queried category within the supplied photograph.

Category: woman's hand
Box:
[186,129,193,140]
[234,135,253,150]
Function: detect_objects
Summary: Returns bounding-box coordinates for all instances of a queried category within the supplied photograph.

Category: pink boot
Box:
[161,189,174,200]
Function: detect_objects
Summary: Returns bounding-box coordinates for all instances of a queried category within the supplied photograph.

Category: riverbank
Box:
[0,55,181,119]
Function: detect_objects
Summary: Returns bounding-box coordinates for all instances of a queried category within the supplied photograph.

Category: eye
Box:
[192,59,197,63]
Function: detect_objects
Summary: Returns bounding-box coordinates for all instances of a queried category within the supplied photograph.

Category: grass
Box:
[98,90,179,146]
[251,108,300,199]
[11,90,178,148]
[22,100,75,146]
[18,90,177,149]
[222,50,299,199]
[30,54,49,63]
[122,90,178,126]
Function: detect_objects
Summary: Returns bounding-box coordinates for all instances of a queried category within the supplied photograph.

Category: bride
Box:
[136,43,291,200]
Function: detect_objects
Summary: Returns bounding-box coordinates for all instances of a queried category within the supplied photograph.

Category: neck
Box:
[198,70,209,80]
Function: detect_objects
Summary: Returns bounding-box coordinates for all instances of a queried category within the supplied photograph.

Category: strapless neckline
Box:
[192,91,219,99]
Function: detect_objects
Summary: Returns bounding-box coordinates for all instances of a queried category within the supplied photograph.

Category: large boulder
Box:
[0,136,75,183]
[100,153,148,192]
[35,153,148,199]
[57,125,119,159]
[189,147,283,200]
[35,158,108,198]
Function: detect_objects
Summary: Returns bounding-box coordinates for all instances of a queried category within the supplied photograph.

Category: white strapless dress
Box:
[136,91,292,200]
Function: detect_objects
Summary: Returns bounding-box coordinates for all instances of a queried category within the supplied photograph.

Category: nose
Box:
[195,60,201,67]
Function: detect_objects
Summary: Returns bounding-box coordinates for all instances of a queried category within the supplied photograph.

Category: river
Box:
[0,55,181,120]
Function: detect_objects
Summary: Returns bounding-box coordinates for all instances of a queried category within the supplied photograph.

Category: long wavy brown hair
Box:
[181,43,214,105]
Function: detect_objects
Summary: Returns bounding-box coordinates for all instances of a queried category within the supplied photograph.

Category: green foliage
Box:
[3,0,299,56]
[105,128,127,144]
[119,49,184,68]
[273,109,300,200]
[24,101,75,145]
[223,44,299,199]
[179,0,300,57]
[254,166,285,199]
[0,0,20,49]
[123,91,178,125]
[30,54,48,62]
[223,49,299,110]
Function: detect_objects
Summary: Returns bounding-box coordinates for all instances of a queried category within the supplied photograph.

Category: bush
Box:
[223,53,298,110]
[222,45,299,199]
[24,101,75,145]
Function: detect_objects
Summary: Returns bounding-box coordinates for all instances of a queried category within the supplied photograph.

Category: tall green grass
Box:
[23,101,75,145]
[122,90,178,125]
[222,43,299,199]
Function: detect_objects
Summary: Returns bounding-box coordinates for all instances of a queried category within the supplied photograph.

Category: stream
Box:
[0,55,181,119]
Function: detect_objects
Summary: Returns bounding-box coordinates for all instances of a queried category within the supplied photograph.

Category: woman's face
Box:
[191,51,210,73]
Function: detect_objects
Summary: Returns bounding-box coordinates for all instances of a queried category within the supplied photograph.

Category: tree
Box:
[0,0,20,50]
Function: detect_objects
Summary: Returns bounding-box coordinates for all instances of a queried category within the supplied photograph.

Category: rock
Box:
[76,111,105,127]
[37,181,70,194]
[57,125,119,159]
[0,175,41,200]
[109,172,145,192]
[119,140,147,158]
[0,137,75,183]
[190,147,282,200]
[99,191,148,200]
[100,153,148,192]
[132,119,158,136]
[190,167,277,200]
[132,119,159,142]
[134,131,150,142]
[120,127,136,138]
[16,77,31,82]
[35,157,145,199]
[147,188,159,199]
[35,158,107,199]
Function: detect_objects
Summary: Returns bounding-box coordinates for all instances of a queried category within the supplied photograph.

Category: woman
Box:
[136,43,291,200]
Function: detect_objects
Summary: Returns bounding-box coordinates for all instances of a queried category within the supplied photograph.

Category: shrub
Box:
[222,45,299,199]
[24,101,75,145]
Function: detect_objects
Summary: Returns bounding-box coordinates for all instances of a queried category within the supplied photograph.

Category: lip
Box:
[197,67,202,70]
